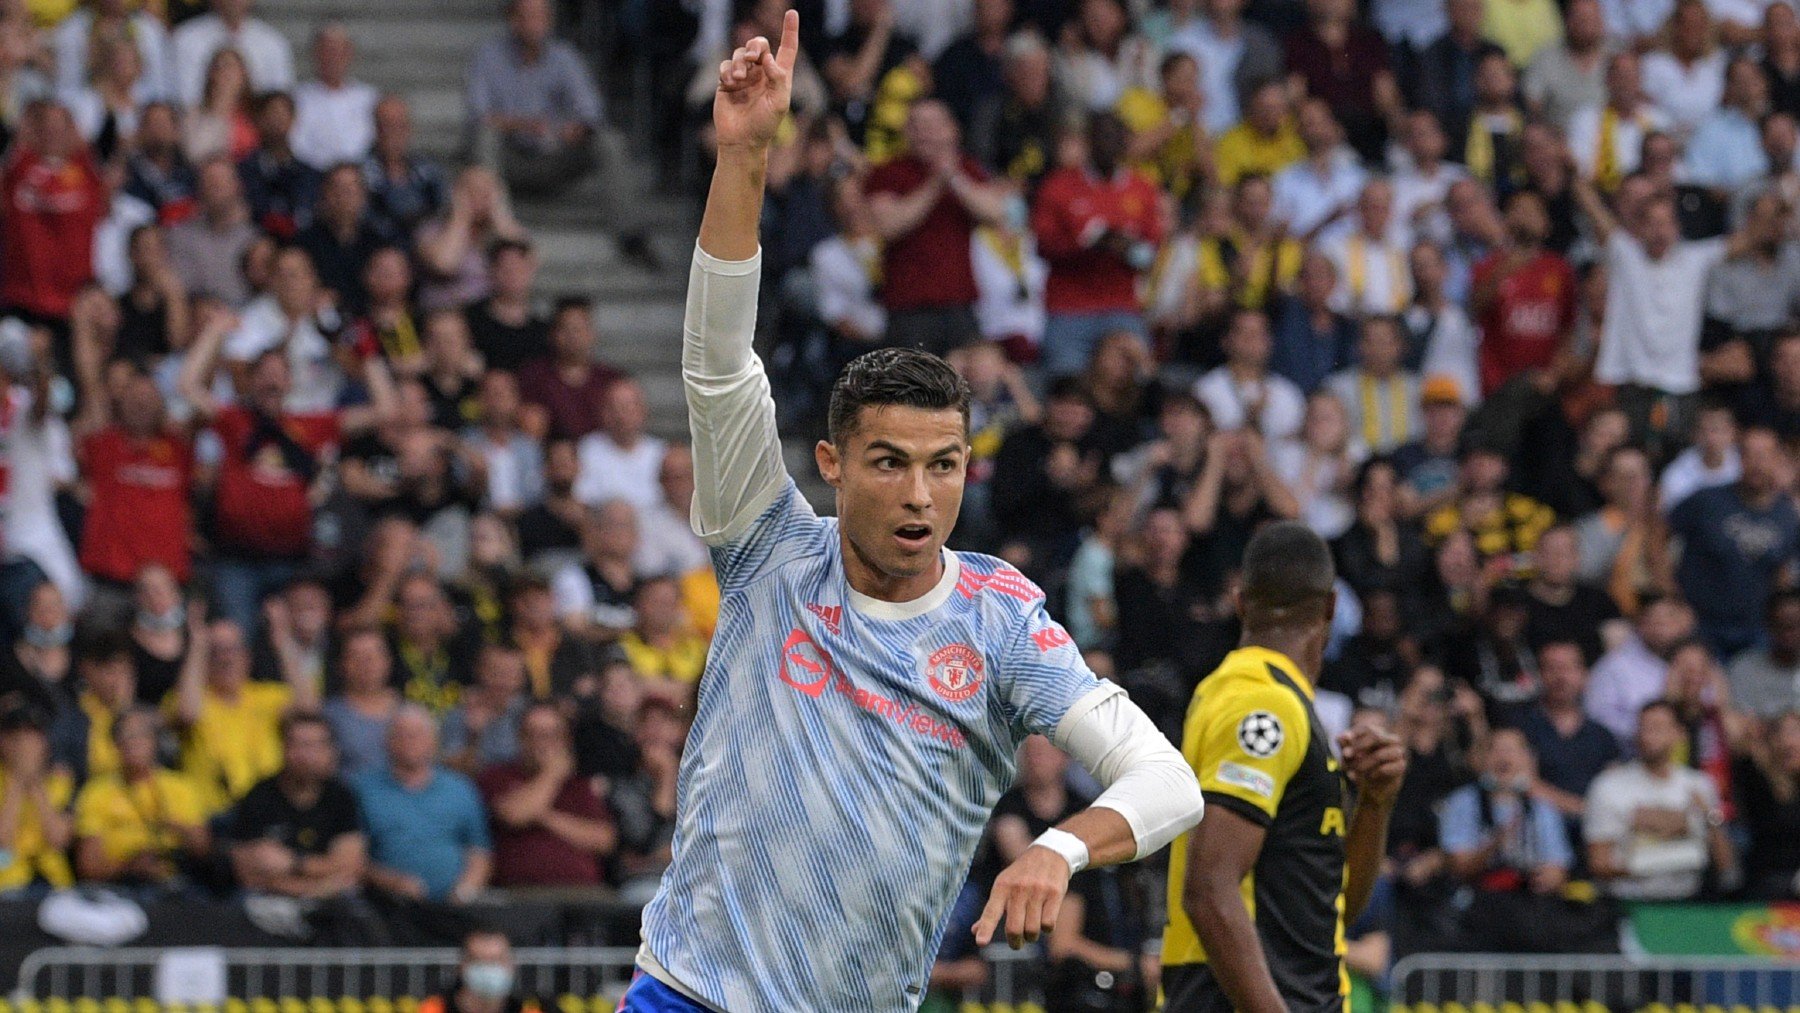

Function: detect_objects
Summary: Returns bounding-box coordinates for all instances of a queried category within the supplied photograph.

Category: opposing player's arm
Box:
[1338,724,1405,921]
[1185,810,1286,1013]
[684,13,798,546]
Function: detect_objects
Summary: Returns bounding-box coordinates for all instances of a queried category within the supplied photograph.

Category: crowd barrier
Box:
[1389,954,1800,1012]
[11,946,1048,1011]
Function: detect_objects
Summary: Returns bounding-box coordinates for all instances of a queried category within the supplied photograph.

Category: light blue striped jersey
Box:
[638,478,1102,1011]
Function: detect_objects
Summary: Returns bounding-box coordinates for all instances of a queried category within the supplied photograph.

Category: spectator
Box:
[250,575,332,697]
[1586,594,1698,747]
[225,713,366,899]
[362,95,448,238]
[0,696,73,895]
[1567,52,1667,192]
[123,102,196,216]
[1573,446,1675,611]
[1284,0,1398,161]
[476,701,614,889]
[170,614,316,814]
[1325,586,1422,710]
[1522,0,1611,131]
[61,33,149,161]
[1273,390,1363,539]
[1523,525,1623,665]
[1053,0,1157,112]
[515,440,584,568]
[1685,56,1773,191]
[52,0,173,101]
[389,572,474,716]
[464,240,548,372]
[419,929,531,1013]
[1669,427,1800,658]
[1392,111,1467,249]
[1271,99,1367,240]
[1321,179,1411,317]
[415,166,527,313]
[1728,590,1800,719]
[1640,0,1727,136]
[291,25,378,173]
[865,99,1006,354]
[237,91,319,239]
[1437,728,1577,952]
[110,223,190,360]
[809,174,887,353]
[618,577,707,704]
[166,156,258,306]
[297,164,391,309]
[321,627,401,781]
[1516,640,1622,822]
[1585,699,1736,899]
[932,0,1011,129]
[1214,82,1305,190]
[506,575,600,701]
[969,31,1067,190]
[416,310,483,431]
[221,245,347,415]
[1704,191,1800,361]
[73,707,209,888]
[128,565,191,706]
[1182,427,1301,588]
[1179,0,1283,136]
[74,359,194,588]
[182,47,255,165]
[1196,308,1306,439]
[1,101,104,326]
[515,298,622,441]
[631,445,710,593]
[1470,190,1577,398]
[1332,457,1433,600]
[1656,395,1742,507]
[989,378,1107,574]
[465,0,603,196]
[1324,315,1421,453]
[464,371,543,516]
[441,643,530,775]
[354,704,490,904]
[47,629,134,783]
[1274,242,1366,395]
[1461,50,1528,186]
[551,501,639,644]
[573,378,665,513]
[1410,0,1507,154]
[1483,0,1563,69]
[1734,710,1800,898]
[171,0,294,108]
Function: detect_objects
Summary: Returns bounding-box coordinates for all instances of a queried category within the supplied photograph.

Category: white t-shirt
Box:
[1640,50,1727,136]
[810,234,886,343]
[573,432,667,512]
[970,229,1048,346]
[1391,162,1468,247]
[222,296,347,415]
[0,387,83,608]
[1321,231,1414,315]
[1193,367,1305,440]
[291,79,380,171]
[1659,445,1742,511]
[635,498,711,578]
[1596,231,1727,394]
[169,14,295,108]
[1411,302,1481,405]
[1567,103,1670,181]
[1271,150,1367,239]
[1584,761,1717,901]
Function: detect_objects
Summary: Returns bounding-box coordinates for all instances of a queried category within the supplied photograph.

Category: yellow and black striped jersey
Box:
[1162,646,1352,1013]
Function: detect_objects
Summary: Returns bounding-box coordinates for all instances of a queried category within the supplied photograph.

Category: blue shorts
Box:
[617,970,713,1012]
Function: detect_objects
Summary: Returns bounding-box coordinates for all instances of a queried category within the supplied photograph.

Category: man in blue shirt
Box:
[354,705,492,903]
[1670,427,1800,659]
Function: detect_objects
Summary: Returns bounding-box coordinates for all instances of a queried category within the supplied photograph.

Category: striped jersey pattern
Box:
[638,478,1101,1012]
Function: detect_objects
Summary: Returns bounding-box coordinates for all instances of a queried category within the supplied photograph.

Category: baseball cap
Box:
[1421,375,1463,407]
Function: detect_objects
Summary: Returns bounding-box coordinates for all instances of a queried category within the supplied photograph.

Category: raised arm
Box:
[685,13,800,544]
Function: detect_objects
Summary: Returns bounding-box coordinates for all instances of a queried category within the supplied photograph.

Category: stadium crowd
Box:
[2,0,1800,1007]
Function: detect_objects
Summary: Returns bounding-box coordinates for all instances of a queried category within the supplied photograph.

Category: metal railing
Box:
[1390,954,1800,1009]
[14,945,1046,1006]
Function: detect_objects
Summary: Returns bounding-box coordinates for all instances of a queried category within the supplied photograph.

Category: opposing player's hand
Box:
[1338,725,1406,807]
[973,844,1072,949]
[713,9,799,152]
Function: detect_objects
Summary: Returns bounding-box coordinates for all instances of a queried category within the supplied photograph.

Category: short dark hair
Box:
[826,347,970,444]
[551,295,592,321]
[75,629,132,668]
[1239,521,1335,628]
[1768,587,1800,618]
[281,711,334,746]
[1639,698,1682,725]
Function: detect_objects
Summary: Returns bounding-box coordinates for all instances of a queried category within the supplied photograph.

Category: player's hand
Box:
[1338,725,1406,807]
[713,9,799,153]
[973,844,1071,949]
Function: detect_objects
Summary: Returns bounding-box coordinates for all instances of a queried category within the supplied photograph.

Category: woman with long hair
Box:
[181,46,252,163]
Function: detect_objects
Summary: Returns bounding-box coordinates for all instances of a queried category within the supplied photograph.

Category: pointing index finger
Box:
[776,8,800,76]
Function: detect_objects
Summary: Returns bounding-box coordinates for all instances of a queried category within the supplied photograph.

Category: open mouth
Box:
[894,524,932,550]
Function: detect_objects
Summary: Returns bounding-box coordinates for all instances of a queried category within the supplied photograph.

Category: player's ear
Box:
[815,438,842,488]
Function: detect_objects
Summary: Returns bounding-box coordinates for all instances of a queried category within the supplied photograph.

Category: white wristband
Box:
[1032,827,1090,874]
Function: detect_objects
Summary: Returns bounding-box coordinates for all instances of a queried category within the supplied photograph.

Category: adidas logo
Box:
[806,602,842,635]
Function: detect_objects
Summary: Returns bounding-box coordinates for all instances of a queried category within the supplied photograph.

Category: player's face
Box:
[816,406,968,585]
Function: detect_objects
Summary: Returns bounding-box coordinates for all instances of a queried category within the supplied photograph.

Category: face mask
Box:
[137,606,184,632]
[22,623,71,649]
[463,963,513,1000]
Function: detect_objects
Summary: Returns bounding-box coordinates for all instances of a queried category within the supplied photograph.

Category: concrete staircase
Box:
[261,0,698,438]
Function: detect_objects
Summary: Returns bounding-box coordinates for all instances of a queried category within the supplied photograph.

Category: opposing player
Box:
[1162,523,1407,1012]
[617,13,1203,1013]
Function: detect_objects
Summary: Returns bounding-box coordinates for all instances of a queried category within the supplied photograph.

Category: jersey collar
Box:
[846,550,961,622]
[1233,645,1316,698]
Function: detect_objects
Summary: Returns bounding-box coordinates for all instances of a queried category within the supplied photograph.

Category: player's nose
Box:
[903,466,933,510]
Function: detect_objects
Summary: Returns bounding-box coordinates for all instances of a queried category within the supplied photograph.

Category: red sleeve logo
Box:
[927,644,985,703]
[1030,624,1073,653]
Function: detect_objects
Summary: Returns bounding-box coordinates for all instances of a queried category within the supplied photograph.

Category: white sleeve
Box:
[550,565,593,621]
[683,246,789,545]
[1051,683,1205,861]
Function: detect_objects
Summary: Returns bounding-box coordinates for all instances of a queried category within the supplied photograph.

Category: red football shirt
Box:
[1031,165,1165,314]
[1473,250,1576,396]
[0,148,103,319]
[863,155,985,311]
[476,762,611,887]
[79,427,195,583]
[212,405,339,559]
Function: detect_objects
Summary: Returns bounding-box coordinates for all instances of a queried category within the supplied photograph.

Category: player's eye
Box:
[930,458,957,473]
[873,456,901,470]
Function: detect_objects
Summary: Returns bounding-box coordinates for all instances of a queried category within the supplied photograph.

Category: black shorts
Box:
[1161,964,1345,1013]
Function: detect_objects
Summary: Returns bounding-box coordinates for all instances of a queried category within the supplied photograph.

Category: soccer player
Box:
[1162,523,1407,1013]
[617,14,1204,1013]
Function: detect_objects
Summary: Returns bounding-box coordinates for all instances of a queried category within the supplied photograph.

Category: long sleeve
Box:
[1052,682,1204,860]
[684,246,788,545]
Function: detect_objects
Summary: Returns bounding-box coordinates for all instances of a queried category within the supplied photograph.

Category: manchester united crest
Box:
[926,644,984,703]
